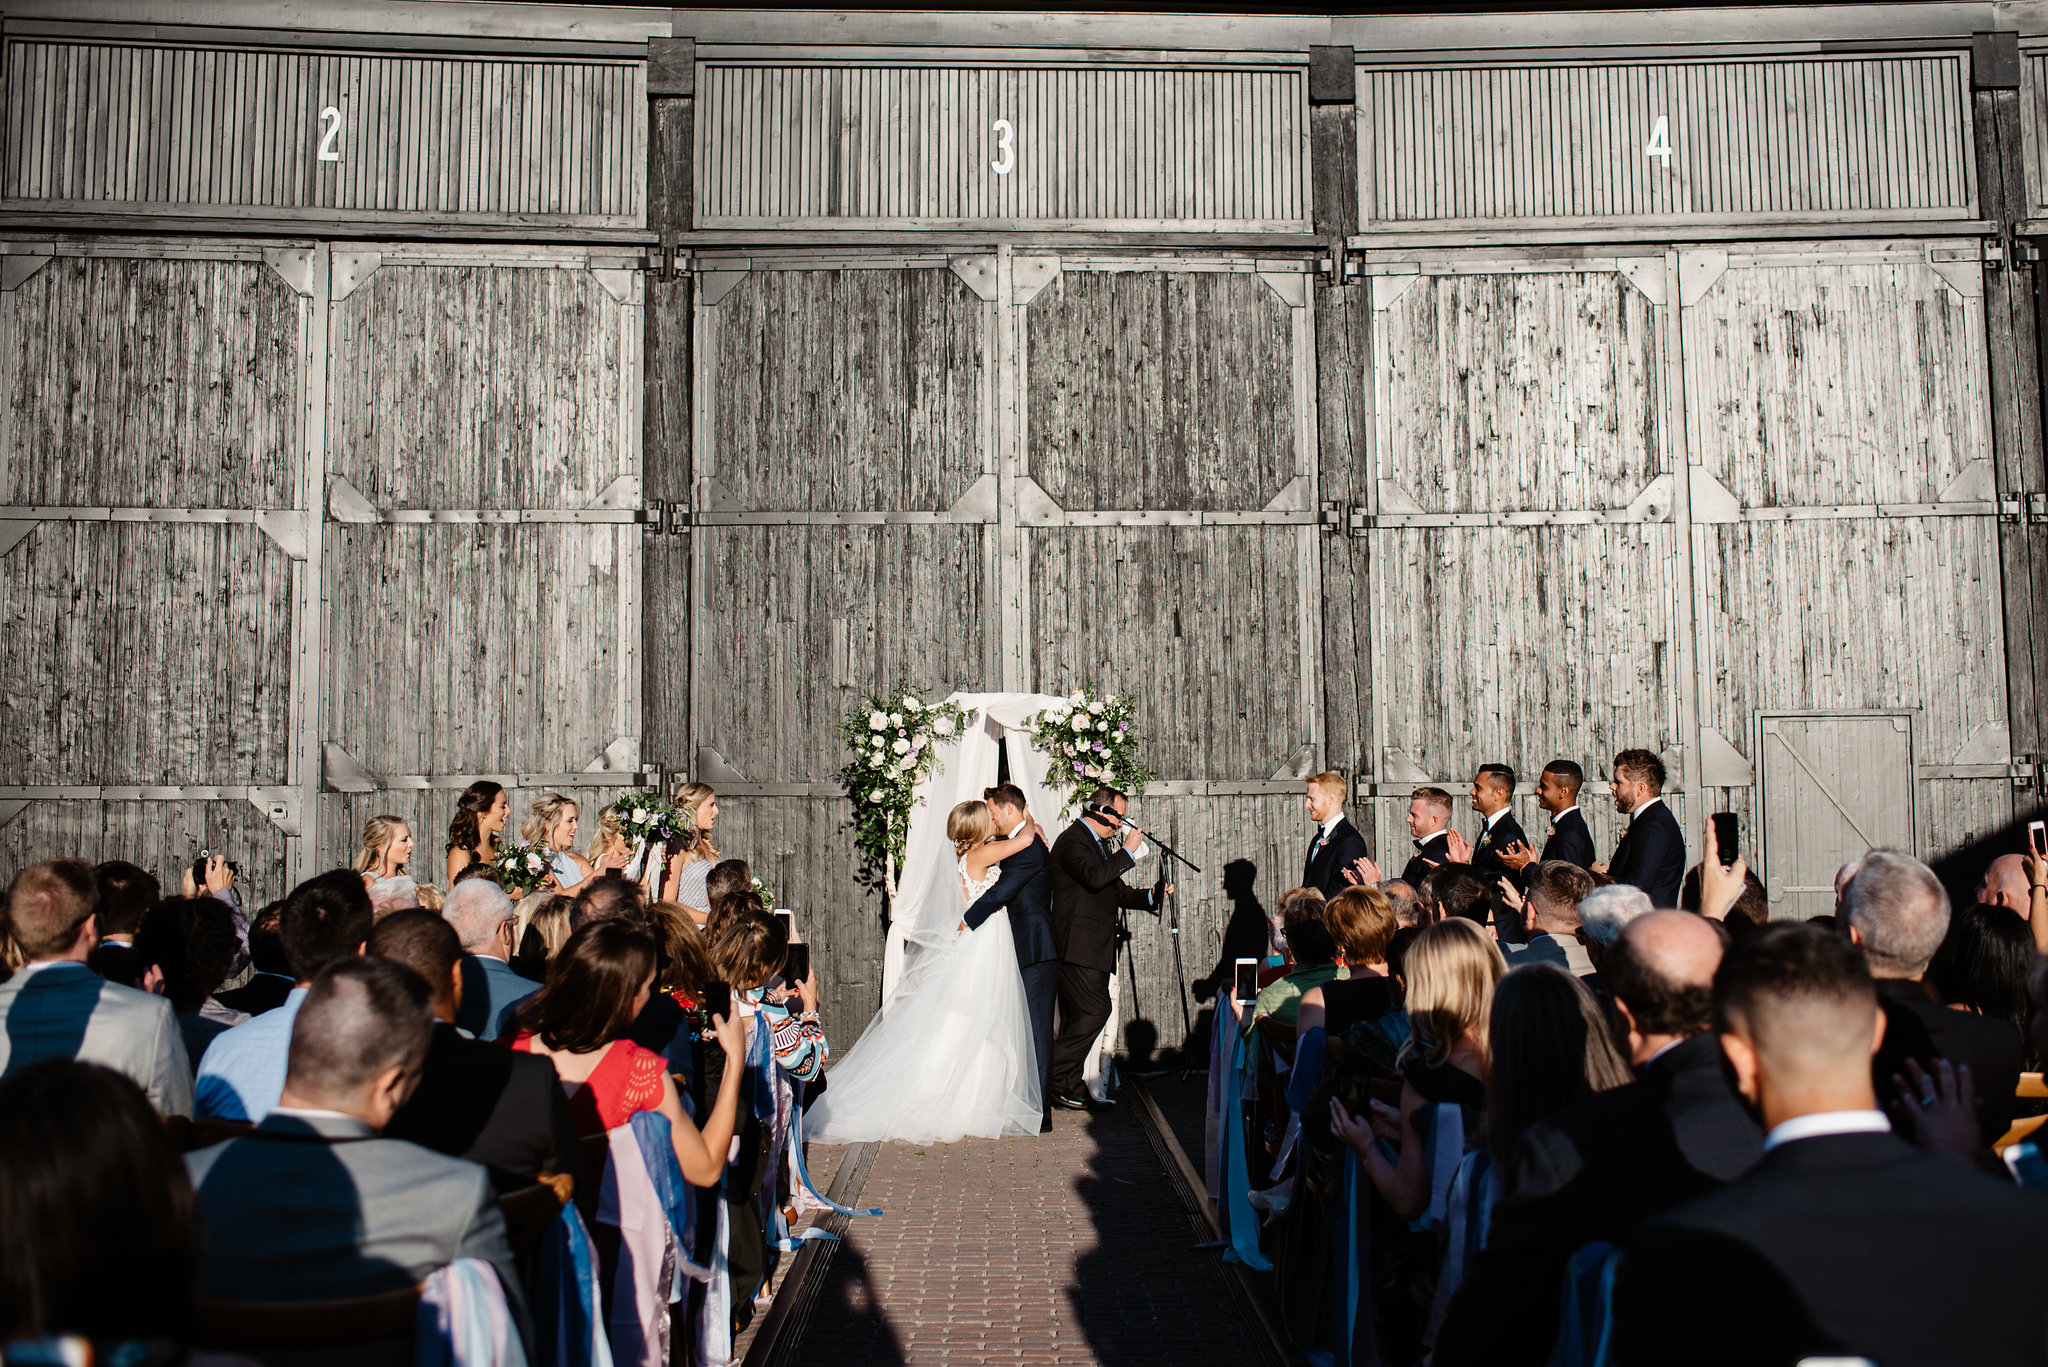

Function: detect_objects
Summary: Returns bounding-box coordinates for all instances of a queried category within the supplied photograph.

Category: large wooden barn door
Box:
[1355,251,1689,865]
[317,246,648,872]
[678,254,997,1036]
[1678,241,2014,889]
[1013,254,1326,1053]
[0,242,314,898]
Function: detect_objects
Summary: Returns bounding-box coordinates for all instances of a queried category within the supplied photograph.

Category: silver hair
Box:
[1843,849,1948,977]
[1578,884,1653,948]
[367,875,420,915]
[443,877,516,952]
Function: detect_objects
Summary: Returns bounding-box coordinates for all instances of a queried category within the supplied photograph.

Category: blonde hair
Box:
[1411,786,1455,817]
[948,800,993,857]
[520,794,578,849]
[352,814,410,875]
[673,781,721,862]
[1307,771,1347,802]
[585,804,627,862]
[1399,918,1506,1070]
[516,891,572,963]
[417,884,445,913]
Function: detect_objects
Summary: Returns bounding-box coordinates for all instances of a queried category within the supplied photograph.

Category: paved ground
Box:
[791,1093,1261,1366]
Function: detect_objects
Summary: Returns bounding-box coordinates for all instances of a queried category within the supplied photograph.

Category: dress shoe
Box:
[1039,1113,1054,1134]
[1051,1090,1093,1111]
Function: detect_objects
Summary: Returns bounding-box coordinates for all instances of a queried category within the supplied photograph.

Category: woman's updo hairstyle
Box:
[947,800,993,858]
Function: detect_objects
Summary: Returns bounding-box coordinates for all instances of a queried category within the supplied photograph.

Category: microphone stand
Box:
[1099,811,1199,1065]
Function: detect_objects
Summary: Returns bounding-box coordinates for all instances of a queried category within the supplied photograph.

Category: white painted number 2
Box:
[1644,114,1672,164]
[991,119,1014,176]
[318,106,343,162]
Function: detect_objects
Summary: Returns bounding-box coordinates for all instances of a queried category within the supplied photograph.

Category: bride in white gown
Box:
[806,799,1046,1143]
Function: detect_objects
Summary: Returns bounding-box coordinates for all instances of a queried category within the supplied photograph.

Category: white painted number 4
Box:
[318,106,343,162]
[1644,114,1672,164]
[991,119,1014,176]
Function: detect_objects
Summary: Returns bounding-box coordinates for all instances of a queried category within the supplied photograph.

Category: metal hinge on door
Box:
[1319,502,1368,536]
[2015,754,2042,792]
[641,501,691,535]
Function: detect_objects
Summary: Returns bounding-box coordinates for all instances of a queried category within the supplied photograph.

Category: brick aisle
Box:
[793,1102,1262,1365]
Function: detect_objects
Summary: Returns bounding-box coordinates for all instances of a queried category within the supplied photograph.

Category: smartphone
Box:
[1711,812,1740,866]
[784,943,811,985]
[2030,820,2047,858]
[703,981,731,1018]
[1233,958,1259,1005]
[775,907,796,941]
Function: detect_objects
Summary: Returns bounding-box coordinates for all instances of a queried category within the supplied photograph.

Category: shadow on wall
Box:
[1927,801,2048,913]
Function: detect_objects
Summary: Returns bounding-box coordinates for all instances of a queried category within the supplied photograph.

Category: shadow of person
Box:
[1193,858,1267,1004]
[795,1234,910,1365]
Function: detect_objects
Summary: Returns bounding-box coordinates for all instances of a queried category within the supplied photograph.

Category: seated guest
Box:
[1435,911,1761,1367]
[1333,917,1503,1220]
[507,919,743,1186]
[1927,902,2037,1069]
[213,899,296,1017]
[0,1061,201,1348]
[1426,866,1493,927]
[627,900,716,1073]
[86,860,158,985]
[712,909,827,1084]
[1426,963,1631,1348]
[1506,862,1597,974]
[701,861,758,939]
[1299,886,1400,1042]
[1379,879,1421,928]
[1846,850,2022,1149]
[366,876,421,920]
[185,959,525,1330]
[370,911,584,1205]
[1613,923,2048,1367]
[566,873,645,933]
[195,871,370,1122]
[1252,887,1344,1028]
[1576,883,1652,972]
[444,878,534,1040]
[1976,852,2032,915]
[0,860,191,1116]
[511,890,570,983]
[132,896,249,1064]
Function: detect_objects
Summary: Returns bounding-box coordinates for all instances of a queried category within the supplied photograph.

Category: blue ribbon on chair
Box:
[788,1080,881,1221]
[629,1111,711,1283]
[532,1199,611,1367]
[1552,1241,1622,1367]
[1217,1020,1274,1270]
[1334,1148,1381,1367]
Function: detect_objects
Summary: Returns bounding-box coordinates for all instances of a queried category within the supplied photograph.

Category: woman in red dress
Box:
[508,919,742,1186]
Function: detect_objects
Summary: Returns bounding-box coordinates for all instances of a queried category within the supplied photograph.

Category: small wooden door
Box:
[1759,713,1916,920]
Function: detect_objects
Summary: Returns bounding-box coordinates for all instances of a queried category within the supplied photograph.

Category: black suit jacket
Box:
[383,1022,586,1211]
[1434,1033,1763,1367]
[1614,1130,2048,1367]
[1301,816,1371,899]
[1400,831,1451,886]
[1539,807,1597,869]
[1050,820,1157,973]
[1607,799,1686,906]
[962,830,1060,969]
[1872,977,2024,1150]
[1470,811,1529,882]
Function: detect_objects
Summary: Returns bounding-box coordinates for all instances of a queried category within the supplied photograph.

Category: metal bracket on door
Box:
[1319,502,1368,536]
[642,500,691,535]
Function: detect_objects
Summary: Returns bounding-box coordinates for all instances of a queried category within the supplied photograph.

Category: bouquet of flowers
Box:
[610,788,694,849]
[840,683,974,871]
[1028,686,1154,817]
[751,876,777,910]
[492,839,554,893]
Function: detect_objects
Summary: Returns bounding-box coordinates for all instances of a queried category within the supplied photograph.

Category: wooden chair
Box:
[162,1115,254,1152]
[196,1284,420,1354]
[499,1176,572,1256]
[1994,1073,2048,1154]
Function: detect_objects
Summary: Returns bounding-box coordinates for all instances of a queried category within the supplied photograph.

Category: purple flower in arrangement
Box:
[1072,760,1085,773]
[1092,741,1106,753]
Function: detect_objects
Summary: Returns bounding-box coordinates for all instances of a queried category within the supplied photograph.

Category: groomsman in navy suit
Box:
[1460,764,1528,883]
[1301,772,1370,898]
[1595,749,1687,907]
[1500,759,1597,878]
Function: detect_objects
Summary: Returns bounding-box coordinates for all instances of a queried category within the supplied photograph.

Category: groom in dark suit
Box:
[961,784,1061,1132]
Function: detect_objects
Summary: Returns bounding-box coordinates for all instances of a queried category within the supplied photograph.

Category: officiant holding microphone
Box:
[1047,786,1172,1112]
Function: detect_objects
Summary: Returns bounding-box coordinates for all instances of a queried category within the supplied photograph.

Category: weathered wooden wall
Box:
[0,247,307,901]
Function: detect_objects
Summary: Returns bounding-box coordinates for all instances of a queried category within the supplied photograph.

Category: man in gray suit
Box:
[185,956,524,1333]
[0,859,192,1116]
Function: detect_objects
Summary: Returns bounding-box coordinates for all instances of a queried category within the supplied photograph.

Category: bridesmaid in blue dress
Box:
[521,793,596,892]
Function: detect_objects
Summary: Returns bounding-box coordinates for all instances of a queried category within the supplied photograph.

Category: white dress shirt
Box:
[1763,1109,1891,1152]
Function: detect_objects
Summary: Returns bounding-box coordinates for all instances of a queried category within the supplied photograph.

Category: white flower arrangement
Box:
[1028,685,1153,817]
[841,684,973,869]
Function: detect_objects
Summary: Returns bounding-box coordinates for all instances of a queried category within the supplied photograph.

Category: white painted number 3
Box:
[318,106,343,162]
[1644,114,1672,164]
[991,119,1014,176]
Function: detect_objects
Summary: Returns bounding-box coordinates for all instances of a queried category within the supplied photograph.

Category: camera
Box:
[191,849,240,886]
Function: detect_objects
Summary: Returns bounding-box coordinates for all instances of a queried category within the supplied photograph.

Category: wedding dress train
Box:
[806,857,1044,1143]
